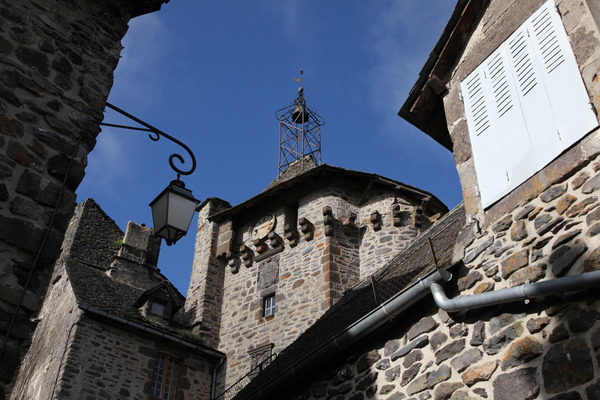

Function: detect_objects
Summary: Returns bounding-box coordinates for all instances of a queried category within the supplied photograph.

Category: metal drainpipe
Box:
[211,357,225,400]
[429,270,600,312]
[244,269,600,399]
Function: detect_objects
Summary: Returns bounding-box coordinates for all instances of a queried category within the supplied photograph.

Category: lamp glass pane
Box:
[166,191,198,232]
[151,192,169,234]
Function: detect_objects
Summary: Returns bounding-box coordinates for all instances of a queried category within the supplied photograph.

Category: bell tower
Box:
[275,70,325,175]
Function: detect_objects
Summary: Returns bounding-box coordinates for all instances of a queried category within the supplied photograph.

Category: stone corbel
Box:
[370,211,382,231]
[253,238,269,254]
[240,244,254,268]
[268,231,283,248]
[323,206,334,237]
[413,205,423,228]
[392,205,402,227]
[284,223,300,247]
[298,217,314,241]
[342,213,357,234]
[227,251,239,274]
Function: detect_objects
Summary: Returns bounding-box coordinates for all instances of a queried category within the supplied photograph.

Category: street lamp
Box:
[101,102,200,245]
[149,179,199,246]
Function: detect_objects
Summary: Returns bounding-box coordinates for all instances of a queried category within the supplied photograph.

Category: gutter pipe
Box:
[211,357,225,400]
[245,269,600,399]
[78,305,226,398]
[430,270,600,312]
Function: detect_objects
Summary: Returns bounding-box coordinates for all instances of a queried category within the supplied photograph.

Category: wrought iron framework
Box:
[275,87,324,175]
[101,102,197,180]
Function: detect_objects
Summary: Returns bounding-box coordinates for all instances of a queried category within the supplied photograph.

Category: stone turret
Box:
[185,164,447,391]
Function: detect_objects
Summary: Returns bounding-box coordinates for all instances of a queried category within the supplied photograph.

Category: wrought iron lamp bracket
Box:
[101,102,197,179]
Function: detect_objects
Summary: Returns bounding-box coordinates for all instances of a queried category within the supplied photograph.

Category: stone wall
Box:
[291,296,600,400]
[7,260,81,400]
[185,198,230,349]
[281,157,600,399]
[53,315,214,400]
[194,182,440,393]
[0,1,166,397]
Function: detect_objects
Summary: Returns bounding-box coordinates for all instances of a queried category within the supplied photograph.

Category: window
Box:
[264,295,276,317]
[150,301,166,317]
[149,354,179,399]
[461,0,597,207]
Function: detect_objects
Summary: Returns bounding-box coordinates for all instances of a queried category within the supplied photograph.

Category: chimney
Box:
[117,222,161,267]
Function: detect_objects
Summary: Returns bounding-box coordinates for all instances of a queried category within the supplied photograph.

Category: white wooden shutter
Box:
[504,23,561,172]
[461,0,598,208]
[491,42,537,192]
[462,66,510,206]
[527,0,597,148]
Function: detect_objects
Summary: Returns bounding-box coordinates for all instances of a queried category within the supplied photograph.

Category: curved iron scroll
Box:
[101,102,197,178]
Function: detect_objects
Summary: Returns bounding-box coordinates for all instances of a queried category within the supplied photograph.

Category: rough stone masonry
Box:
[0,0,167,398]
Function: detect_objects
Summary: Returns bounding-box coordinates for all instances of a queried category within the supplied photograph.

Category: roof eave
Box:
[209,164,447,222]
[398,0,490,151]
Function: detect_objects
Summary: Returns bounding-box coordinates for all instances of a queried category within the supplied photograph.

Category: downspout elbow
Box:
[430,271,600,312]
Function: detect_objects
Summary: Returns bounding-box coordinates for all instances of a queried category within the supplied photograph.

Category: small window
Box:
[150,301,166,316]
[264,295,276,317]
[149,354,179,399]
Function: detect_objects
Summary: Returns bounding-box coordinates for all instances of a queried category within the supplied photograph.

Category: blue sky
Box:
[77,1,462,294]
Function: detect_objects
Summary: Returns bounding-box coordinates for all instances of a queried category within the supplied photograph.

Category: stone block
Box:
[406,364,451,395]
[501,249,529,278]
[493,367,539,400]
[450,348,482,373]
[549,324,570,343]
[582,172,600,194]
[433,382,465,400]
[510,220,528,241]
[457,270,482,291]
[435,339,465,365]
[566,196,598,217]
[567,308,600,333]
[526,317,550,334]
[501,336,543,371]
[464,236,494,264]
[0,114,24,137]
[556,194,577,215]
[461,360,498,386]
[7,140,43,170]
[550,242,587,276]
[508,264,545,287]
[485,322,524,355]
[540,184,567,203]
[543,338,594,394]
[407,317,438,341]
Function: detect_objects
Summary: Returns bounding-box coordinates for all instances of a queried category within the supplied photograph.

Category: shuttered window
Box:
[461,0,597,207]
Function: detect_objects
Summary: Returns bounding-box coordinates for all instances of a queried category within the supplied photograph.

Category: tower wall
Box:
[185,198,230,348]
[195,180,442,394]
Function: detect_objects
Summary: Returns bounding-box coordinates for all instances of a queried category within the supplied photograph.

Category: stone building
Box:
[4,0,600,399]
[9,198,225,399]
[229,0,600,399]
[186,161,447,394]
[0,0,169,397]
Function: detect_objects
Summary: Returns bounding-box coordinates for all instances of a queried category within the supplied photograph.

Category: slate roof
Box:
[211,163,448,222]
[235,203,466,399]
[63,199,209,348]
